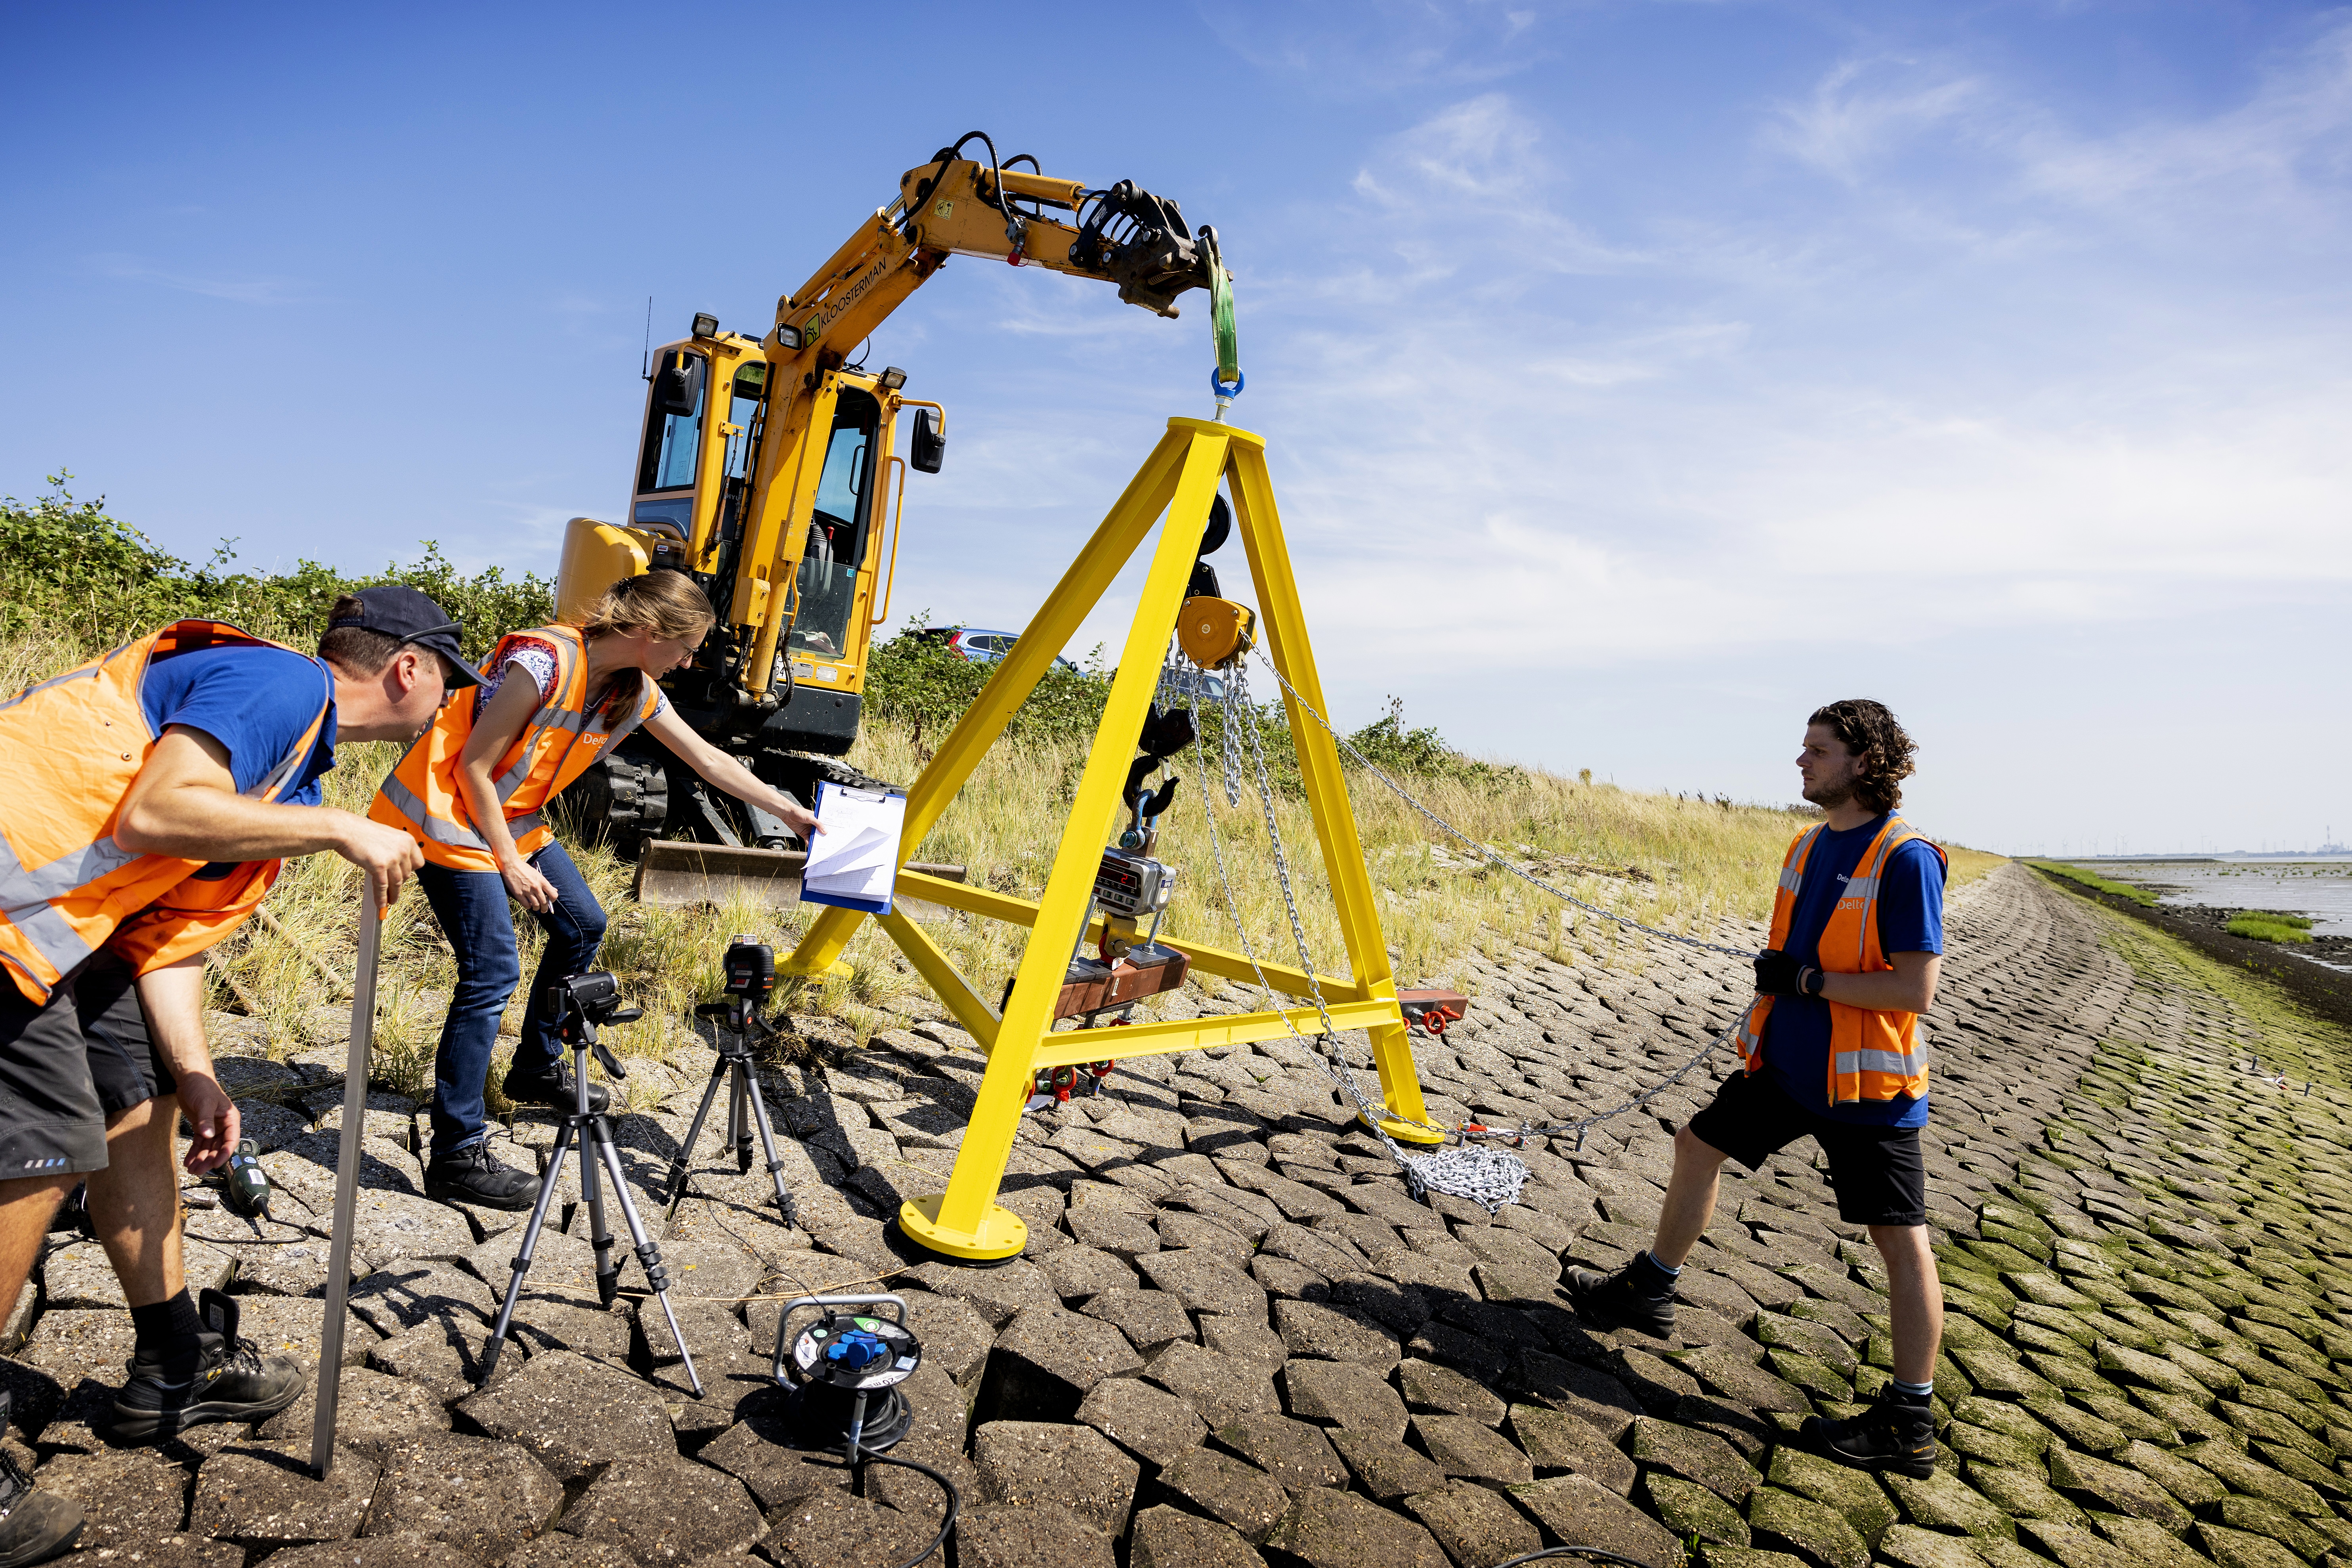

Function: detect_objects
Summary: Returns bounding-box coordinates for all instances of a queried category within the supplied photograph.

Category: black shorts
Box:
[0,955,172,1178]
[1686,1068,1928,1228]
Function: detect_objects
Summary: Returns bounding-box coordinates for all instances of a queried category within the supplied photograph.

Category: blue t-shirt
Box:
[141,645,338,808]
[1761,813,1945,1127]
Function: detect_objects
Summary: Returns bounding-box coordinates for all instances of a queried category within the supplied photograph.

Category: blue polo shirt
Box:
[1761,814,1945,1127]
[141,646,338,808]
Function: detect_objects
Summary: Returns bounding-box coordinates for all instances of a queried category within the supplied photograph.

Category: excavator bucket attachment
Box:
[632,840,968,915]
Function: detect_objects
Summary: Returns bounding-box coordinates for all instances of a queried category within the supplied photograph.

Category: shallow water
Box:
[2083,856,2352,936]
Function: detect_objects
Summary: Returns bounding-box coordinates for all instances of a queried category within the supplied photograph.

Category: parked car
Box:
[1156,665,1226,704]
[909,625,1081,674]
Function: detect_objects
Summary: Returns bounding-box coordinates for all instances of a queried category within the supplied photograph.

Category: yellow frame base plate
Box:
[1362,1110,1449,1146]
[897,1194,1029,1262]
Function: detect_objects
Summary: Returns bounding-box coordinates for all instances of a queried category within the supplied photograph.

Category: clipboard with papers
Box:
[797,781,907,915]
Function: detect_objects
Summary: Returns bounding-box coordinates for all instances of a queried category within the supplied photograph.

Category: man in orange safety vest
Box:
[0,587,467,1566]
[1565,699,1950,1480]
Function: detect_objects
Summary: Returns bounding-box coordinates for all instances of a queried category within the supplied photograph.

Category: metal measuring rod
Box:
[310,884,381,1478]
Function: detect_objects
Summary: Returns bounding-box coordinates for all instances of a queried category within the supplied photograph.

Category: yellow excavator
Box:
[550,134,1234,898]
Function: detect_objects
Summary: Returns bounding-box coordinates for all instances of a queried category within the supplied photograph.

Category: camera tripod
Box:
[663,990,797,1232]
[479,975,702,1396]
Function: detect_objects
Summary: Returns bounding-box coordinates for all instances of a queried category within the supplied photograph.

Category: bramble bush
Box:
[2,478,1498,784]
[0,474,550,661]
[861,615,1500,790]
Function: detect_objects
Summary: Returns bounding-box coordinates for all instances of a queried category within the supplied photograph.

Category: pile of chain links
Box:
[1165,652,1761,1211]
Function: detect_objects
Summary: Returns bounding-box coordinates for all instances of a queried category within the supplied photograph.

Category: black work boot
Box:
[501,1058,609,1114]
[112,1290,306,1442]
[1802,1389,1938,1478]
[425,1140,541,1211]
[0,1444,83,1568]
[1561,1257,1679,1338]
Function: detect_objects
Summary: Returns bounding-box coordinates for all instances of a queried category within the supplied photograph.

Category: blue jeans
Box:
[417,840,607,1155]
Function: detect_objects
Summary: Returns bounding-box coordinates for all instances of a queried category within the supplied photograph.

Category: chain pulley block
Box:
[1178,596,1255,669]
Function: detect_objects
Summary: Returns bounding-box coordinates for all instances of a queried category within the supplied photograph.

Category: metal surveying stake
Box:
[662,936,795,1232]
[478,972,702,1396]
[310,880,381,1478]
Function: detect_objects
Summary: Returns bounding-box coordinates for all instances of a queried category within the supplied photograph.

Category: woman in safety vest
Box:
[371,571,819,1211]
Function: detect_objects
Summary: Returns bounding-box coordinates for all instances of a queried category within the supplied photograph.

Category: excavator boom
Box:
[555,136,1231,894]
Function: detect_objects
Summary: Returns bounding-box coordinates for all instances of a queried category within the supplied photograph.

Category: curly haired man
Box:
[1565,699,1949,1477]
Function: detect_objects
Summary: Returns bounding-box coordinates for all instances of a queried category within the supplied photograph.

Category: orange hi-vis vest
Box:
[370,623,663,872]
[1734,815,1948,1105]
[0,622,330,1004]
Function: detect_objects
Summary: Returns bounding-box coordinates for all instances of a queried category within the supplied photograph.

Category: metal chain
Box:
[1181,667,1526,1208]
[1197,651,1752,1155]
[1250,653,1758,960]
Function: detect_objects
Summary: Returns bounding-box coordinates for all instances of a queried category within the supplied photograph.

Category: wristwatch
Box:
[1800,968,1826,998]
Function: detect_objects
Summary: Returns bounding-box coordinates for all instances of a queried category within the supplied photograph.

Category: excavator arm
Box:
[562,136,1232,864]
[726,140,1230,696]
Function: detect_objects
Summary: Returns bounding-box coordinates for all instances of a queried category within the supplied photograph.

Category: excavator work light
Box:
[878,366,907,391]
[773,323,806,350]
[691,312,720,339]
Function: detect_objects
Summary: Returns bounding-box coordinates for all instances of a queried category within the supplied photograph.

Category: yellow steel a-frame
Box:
[781,416,1443,1262]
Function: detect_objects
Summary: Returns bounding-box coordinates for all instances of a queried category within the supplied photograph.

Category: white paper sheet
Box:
[801,784,906,909]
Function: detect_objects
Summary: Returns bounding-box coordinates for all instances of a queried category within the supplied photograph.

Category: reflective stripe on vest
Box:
[0,622,330,1003]
[1740,817,1947,1105]
[369,624,661,872]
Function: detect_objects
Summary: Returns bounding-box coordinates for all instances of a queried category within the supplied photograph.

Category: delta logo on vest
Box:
[370,623,662,873]
[1734,816,1947,1105]
[0,621,327,1004]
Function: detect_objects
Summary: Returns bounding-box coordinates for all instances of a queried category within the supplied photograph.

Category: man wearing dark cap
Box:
[0,586,471,1566]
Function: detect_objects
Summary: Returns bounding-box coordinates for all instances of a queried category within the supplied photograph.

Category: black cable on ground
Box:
[1490,1548,1658,1568]
[851,1439,958,1568]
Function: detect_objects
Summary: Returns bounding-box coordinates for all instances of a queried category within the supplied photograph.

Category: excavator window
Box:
[789,387,880,662]
[637,349,707,494]
[724,365,765,481]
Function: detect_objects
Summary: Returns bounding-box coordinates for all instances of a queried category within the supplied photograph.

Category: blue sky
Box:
[6,2,2347,857]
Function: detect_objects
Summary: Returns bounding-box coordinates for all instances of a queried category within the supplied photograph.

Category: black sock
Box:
[1630,1250,1682,1294]
[131,1290,204,1360]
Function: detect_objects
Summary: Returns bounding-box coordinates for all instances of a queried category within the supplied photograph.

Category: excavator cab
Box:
[555,318,934,854]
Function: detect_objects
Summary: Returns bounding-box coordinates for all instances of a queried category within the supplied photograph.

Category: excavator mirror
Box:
[652,351,703,418]
[910,407,946,474]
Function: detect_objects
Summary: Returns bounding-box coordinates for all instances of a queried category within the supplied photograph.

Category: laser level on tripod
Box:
[480,972,702,1396]
[663,935,797,1231]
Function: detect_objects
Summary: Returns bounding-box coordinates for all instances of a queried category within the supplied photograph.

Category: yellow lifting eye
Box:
[1178,596,1255,669]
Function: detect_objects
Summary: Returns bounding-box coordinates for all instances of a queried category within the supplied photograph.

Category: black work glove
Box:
[1753,949,1805,996]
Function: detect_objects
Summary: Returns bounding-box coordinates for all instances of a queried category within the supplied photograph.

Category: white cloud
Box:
[1765,59,1985,183]
[1219,58,2352,703]
[87,253,310,304]
[2012,17,2352,228]
[1193,0,1550,95]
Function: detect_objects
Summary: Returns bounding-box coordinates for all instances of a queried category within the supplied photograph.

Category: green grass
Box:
[2226,911,2317,944]
[2029,860,2157,905]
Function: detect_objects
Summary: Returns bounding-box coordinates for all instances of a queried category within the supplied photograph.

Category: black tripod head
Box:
[694,936,778,1048]
[543,971,638,1081]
